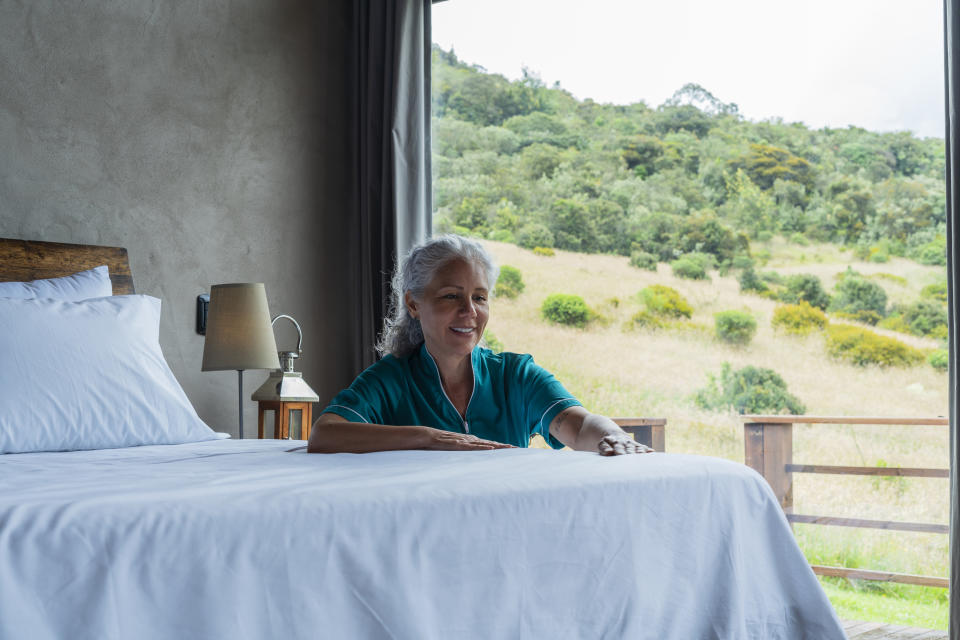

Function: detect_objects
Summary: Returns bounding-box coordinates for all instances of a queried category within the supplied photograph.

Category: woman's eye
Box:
[474,295,487,302]
[442,293,458,299]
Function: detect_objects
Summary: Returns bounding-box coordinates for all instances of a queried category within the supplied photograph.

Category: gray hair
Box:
[376,234,499,359]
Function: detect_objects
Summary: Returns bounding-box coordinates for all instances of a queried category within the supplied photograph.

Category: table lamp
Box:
[201,283,280,439]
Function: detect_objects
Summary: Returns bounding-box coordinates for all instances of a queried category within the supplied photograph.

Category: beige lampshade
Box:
[201,283,281,372]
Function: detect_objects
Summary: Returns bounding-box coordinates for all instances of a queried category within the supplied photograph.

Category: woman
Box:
[307,235,651,456]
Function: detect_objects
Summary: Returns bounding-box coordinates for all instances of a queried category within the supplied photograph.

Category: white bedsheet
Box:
[0,440,844,640]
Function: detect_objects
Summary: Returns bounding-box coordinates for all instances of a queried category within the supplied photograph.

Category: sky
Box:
[433,0,945,139]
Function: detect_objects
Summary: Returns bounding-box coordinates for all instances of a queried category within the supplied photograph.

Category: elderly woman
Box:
[308,235,651,456]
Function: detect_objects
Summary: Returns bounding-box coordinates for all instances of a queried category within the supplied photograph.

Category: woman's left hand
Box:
[597,434,653,456]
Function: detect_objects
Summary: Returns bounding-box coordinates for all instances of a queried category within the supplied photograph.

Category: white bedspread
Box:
[0,440,844,640]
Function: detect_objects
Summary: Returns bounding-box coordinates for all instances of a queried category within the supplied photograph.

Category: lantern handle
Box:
[271,314,303,356]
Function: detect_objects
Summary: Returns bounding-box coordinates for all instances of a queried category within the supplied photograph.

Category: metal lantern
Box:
[251,314,319,440]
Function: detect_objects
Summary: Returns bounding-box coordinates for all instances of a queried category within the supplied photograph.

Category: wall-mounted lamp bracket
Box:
[196,293,210,335]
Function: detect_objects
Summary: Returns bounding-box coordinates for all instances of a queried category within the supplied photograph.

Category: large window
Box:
[432,0,950,630]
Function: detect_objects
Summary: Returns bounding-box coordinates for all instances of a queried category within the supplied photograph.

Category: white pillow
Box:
[0,265,112,300]
[0,295,218,453]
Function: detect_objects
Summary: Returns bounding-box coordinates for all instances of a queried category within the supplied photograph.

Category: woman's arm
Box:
[307,412,515,454]
[548,406,652,455]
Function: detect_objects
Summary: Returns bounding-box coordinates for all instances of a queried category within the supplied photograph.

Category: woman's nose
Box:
[460,298,477,316]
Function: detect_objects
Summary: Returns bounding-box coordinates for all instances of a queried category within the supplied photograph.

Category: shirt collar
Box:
[415,342,480,382]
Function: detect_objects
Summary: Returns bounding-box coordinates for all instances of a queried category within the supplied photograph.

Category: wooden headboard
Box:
[0,238,135,295]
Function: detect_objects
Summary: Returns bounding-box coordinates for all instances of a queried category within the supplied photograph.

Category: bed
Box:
[0,238,846,640]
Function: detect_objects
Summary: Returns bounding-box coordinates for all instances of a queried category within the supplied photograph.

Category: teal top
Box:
[322,344,581,449]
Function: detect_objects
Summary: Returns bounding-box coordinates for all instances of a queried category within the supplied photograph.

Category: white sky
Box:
[433,0,945,139]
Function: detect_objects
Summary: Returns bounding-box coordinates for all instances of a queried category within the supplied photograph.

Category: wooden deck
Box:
[844,619,948,639]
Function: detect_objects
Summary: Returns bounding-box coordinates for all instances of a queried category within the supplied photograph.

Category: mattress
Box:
[0,440,845,639]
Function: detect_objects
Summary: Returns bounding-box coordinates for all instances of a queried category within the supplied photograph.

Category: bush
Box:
[830,276,887,320]
[532,246,555,257]
[488,229,515,243]
[638,285,693,319]
[781,274,830,310]
[826,324,925,367]
[494,265,525,299]
[929,349,949,372]
[772,302,828,334]
[629,310,666,330]
[517,223,554,249]
[731,255,754,270]
[482,331,504,353]
[671,257,709,280]
[898,300,948,337]
[694,362,805,414]
[629,251,658,271]
[714,311,757,345]
[738,267,768,294]
[541,294,590,327]
[912,237,946,266]
[789,232,809,246]
[921,281,948,303]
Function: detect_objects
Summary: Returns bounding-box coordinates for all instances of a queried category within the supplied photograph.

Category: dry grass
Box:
[482,239,950,577]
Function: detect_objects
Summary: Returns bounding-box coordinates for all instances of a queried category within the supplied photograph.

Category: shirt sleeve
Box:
[513,354,582,449]
[321,359,398,425]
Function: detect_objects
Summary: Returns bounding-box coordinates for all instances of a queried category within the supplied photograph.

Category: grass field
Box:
[479,238,950,630]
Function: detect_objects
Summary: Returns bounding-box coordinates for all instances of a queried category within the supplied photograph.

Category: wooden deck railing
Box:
[612,418,666,452]
[742,415,950,589]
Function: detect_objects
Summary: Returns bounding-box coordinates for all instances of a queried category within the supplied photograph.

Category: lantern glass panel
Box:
[289,408,302,440]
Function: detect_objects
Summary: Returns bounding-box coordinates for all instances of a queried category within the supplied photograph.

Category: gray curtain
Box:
[946,1,959,636]
[350,0,432,371]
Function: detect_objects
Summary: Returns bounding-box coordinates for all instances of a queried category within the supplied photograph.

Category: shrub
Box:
[738,267,768,294]
[898,300,948,337]
[482,331,504,353]
[731,255,754,270]
[929,349,949,372]
[684,252,718,270]
[831,309,883,326]
[830,276,887,320]
[488,229,514,243]
[638,285,693,319]
[714,310,757,345]
[781,274,830,310]
[870,272,907,286]
[629,310,666,330]
[772,302,828,334]
[826,324,925,367]
[671,257,708,280]
[761,272,784,286]
[921,281,948,303]
[789,232,809,246]
[694,362,805,414]
[517,223,554,249]
[877,315,911,334]
[541,294,590,327]
[912,237,946,266]
[629,251,658,271]
[494,265,525,299]
[532,246,555,257]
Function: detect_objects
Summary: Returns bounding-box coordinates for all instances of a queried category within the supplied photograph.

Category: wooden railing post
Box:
[744,420,793,513]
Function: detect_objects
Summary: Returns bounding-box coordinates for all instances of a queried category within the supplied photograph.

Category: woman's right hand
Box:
[422,427,515,451]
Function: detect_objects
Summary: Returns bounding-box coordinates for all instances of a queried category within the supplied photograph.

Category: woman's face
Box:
[405,258,490,364]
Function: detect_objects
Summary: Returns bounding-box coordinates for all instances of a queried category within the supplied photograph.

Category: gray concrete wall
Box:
[0,0,356,437]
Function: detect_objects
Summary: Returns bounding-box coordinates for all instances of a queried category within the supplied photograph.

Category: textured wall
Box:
[0,1,355,436]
